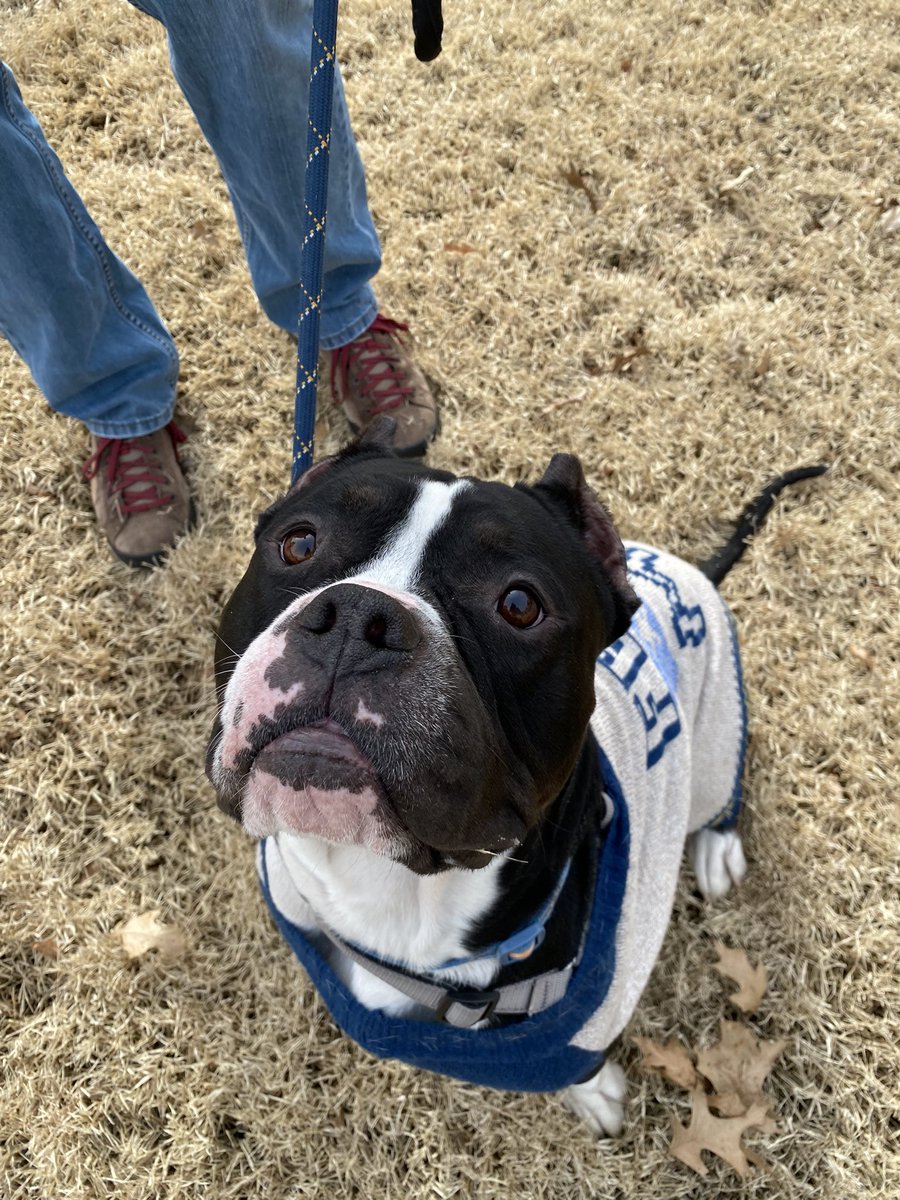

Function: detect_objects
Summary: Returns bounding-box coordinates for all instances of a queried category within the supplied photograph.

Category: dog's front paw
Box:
[561,1060,626,1137]
[690,827,747,899]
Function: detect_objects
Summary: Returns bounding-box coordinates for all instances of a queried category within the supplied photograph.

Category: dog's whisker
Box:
[214,631,242,658]
[473,847,529,865]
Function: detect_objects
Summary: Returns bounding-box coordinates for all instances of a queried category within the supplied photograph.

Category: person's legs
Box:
[134,0,437,453]
[132,0,380,348]
[0,61,178,435]
[0,60,192,566]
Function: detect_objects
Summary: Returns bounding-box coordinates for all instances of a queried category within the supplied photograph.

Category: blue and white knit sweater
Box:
[259,543,747,1092]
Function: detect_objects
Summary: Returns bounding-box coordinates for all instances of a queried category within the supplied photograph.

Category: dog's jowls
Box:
[206,417,758,1135]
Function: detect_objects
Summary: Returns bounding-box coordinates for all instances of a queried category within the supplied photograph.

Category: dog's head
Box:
[206,419,639,874]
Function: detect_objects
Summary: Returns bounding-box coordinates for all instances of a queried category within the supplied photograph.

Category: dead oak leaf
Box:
[710,1093,779,1131]
[669,1088,770,1177]
[118,910,187,961]
[713,941,767,1012]
[708,1090,748,1118]
[696,1020,788,1113]
[632,1036,697,1088]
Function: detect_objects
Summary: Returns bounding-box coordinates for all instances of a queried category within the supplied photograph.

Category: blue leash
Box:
[292,0,339,484]
[291,0,444,484]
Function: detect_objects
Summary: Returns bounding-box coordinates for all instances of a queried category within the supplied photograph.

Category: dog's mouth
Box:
[213,715,434,863]
[254,717,377,778]
[210,705,510,874]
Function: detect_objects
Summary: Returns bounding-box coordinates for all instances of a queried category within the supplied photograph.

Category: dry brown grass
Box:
[1,0,898,1196]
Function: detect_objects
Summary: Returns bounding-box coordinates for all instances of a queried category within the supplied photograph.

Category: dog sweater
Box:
[258,543,747,1092]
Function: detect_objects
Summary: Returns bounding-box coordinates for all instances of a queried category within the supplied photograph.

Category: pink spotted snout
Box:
[209,582,428,854]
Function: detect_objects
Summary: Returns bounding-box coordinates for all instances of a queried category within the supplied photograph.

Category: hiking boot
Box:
[82,421,194,568]
[324,314,438,456]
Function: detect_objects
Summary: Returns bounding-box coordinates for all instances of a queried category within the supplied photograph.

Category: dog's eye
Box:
[497,587,544,629]
[281,527,317,564]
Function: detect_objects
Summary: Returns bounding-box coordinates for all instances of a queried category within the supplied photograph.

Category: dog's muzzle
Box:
[208,583,435,856]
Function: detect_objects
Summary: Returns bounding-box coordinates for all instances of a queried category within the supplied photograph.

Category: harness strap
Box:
[434,857,573,971]
[313,917,577,1028]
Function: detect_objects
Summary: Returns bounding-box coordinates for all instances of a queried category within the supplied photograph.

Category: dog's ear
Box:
[288,416,399,494]
[356,414,398,453]
[535,453,640,640]
[288,453,339,493]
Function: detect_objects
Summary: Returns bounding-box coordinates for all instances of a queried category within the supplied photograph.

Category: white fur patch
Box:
[270,834,508,989]
[354,478,471,593]
[354,698,385,728]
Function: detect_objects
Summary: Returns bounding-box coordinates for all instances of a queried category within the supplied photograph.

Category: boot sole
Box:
[111,498,198,570]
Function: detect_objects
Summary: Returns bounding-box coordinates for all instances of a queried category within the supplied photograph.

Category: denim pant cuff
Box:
[320,289,379,351]
[85,403,176,441]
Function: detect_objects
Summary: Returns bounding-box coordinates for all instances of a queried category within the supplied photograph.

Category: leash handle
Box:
[293,0,339,484]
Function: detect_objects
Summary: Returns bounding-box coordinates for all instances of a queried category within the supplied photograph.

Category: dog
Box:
[206,417,824,1136]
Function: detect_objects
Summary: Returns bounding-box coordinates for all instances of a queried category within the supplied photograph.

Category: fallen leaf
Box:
[443,242,479,254]
[633,1036,697,1088]
[32,937,59,958]
[713,942,768,1012]
[669,1089,771,1177]
[709,1092,778,1132]
[118,910,187,961]
[707,1090,746,1117]
[696,1020,788,1112]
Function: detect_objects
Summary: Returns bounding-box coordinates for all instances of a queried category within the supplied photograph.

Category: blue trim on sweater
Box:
[705,605,747,831]
[258,745,630,1093]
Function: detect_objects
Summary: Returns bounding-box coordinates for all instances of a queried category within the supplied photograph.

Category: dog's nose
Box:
[295,583,422,669]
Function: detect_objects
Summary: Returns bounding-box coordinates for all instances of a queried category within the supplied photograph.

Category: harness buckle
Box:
[436,987,501,1025]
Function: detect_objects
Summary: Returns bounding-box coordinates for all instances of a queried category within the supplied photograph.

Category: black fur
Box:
[699,465,828,585]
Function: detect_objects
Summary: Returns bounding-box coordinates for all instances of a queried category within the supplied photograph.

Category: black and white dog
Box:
[206,418,823,1135]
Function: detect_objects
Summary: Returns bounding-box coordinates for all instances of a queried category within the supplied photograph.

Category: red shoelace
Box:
[82,421,187,515]
[328,315,415,415]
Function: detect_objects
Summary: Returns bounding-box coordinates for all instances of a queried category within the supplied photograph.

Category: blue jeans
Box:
[0,0,381,438]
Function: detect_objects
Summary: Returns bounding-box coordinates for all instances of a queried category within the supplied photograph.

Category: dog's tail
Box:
[698,465,828,586]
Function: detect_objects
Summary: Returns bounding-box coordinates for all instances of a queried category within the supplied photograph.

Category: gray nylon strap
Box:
[315,919,575,1029]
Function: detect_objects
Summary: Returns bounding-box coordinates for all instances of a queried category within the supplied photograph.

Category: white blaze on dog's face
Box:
[206,430,638,875]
